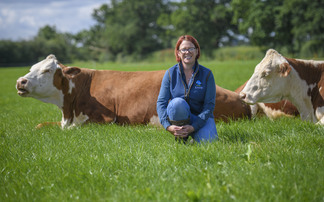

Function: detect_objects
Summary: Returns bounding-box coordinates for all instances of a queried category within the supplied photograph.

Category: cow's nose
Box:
[240,92,246,99]
[17,77,28,86]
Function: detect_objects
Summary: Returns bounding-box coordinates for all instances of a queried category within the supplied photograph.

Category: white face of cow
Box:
[16,54,64,107]
[240,49,291,104]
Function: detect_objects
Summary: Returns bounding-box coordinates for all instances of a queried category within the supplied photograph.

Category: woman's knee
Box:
[167,98,190,121]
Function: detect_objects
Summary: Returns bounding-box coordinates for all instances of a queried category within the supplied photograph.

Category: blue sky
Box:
[0,0,109,41]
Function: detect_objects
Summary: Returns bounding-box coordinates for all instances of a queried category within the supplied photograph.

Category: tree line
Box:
[1,0,323,66]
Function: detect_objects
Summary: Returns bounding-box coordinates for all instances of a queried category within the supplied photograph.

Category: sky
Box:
[0,0,109,41]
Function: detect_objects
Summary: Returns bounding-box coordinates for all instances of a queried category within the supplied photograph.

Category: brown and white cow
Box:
[235,81,299,119]
[240,49,324,124]
[16,54,251,129]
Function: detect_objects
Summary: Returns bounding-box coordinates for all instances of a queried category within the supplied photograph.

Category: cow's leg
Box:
[36,122,61,129]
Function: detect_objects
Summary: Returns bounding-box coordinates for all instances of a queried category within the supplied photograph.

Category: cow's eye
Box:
[42,69,50,74]
[261,71,269,78]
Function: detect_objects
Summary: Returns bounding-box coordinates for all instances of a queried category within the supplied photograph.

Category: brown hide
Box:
[215,85,251,121]
[235,80,299,116]
[54,67,165,125]
[89,70,165,124]
[285,58,324,112]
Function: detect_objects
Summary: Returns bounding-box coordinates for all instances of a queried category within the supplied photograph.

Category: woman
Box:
[156,35,218,143]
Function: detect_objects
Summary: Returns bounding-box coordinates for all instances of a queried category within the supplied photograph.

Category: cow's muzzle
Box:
[240,92,246,100]
[239,92,255,105]
[16,77,29,96]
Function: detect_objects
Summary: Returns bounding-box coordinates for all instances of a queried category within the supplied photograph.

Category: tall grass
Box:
[1,59,323,201]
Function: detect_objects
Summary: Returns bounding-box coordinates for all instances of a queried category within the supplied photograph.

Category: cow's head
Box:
[16,54,81,108]
[240,49,292,104]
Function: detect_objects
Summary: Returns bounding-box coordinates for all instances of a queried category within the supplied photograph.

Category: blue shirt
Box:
[156,62,216,131]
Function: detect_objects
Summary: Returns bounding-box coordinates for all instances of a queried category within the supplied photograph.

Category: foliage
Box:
[1,0,324,66]
[90,0,167,61]
[212,46,264,61]
[1,62,323,201]
[0,40,35,66]
[168,0,235,55]
[231,0,324,57]
[0,25,79,66]
[88,0,236,61]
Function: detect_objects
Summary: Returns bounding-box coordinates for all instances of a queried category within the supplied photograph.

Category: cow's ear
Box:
[279,63,291,77]
[63,67,81,78]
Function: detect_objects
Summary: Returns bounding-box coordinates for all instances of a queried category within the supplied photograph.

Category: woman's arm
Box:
[191,71,216,131]
[156,70,172,129]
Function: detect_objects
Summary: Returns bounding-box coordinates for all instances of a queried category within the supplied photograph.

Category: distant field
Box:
[0,60,323,201]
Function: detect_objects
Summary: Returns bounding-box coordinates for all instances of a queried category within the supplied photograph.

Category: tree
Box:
[168,0,235,55]
[0,25,80,66]
[32,25,76,62]
[90,0,167,61]
[232,0,324,57]
[87,0,240,61]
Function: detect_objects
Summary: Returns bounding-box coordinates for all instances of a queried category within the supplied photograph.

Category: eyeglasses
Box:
[179,47,196,53]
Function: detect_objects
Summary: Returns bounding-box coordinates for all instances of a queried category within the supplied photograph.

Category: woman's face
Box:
[177,40,198,66]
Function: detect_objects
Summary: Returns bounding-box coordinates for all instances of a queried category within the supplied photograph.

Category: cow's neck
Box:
[286,58,322,86]
[60,73,93,128]
[38,91,64,109]
[288,93,317,122]
[286,59,319,123]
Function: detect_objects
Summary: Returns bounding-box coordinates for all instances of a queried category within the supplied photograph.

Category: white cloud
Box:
[1,8,17,25]
[19,16,37,27]
[0,0,109,41]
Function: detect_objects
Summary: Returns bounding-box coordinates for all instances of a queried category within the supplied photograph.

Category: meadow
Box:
[0,58,323,201]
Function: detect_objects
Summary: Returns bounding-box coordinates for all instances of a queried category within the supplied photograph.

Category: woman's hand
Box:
[167,125,195,138]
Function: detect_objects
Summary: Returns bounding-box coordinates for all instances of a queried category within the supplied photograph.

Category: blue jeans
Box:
[167,97,218,143]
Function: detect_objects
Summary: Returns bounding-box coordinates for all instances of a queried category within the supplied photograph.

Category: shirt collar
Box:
[178,61,199,74]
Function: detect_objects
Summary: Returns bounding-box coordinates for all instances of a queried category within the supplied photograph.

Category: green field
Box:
[1,60,323,201]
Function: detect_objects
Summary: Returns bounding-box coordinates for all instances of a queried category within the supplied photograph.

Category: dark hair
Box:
[174,35,201,62]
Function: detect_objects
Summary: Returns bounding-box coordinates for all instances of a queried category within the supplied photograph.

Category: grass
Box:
[1,59,323,201]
